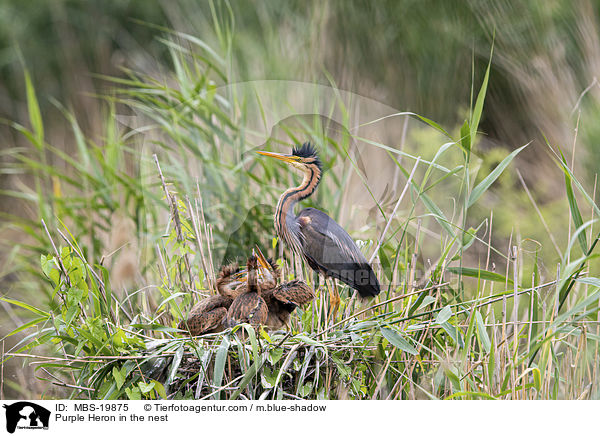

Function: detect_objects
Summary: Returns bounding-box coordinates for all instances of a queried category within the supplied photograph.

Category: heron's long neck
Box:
[247,267,259,296]
[275,166,321,251]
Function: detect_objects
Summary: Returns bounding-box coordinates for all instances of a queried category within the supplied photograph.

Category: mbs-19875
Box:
[73,404,129,412]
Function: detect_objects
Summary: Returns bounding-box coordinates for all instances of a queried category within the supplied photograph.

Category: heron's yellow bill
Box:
[256,150,299,163]
[232,270,247,280]
[254,245,271,270]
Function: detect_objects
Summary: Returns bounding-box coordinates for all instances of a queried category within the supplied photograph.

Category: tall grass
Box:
[1,16,599,400]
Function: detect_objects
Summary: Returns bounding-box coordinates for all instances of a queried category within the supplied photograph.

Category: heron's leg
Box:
[327,278,341,324]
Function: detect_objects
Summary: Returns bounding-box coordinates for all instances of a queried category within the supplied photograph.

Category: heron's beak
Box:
[254,245,270,270]
[256,150,299,164]
[232,269,247,280]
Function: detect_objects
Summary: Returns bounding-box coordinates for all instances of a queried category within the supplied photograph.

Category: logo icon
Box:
[2,402,50,434]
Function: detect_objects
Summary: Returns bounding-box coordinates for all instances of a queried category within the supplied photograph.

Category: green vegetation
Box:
[1,1,599,400]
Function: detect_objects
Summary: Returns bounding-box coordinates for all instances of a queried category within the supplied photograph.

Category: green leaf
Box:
[451,227,478,260]
[576,277,600,288]
[24,70,44,148]
[468,143,529,208]
[470,43,493,143]
[41,254,61,286]
[298,382,313,398]
[230,357,265,400]
[156,292,187,311]
[380,327,418,355]
[378,245,393,281]
[417,296,436,310]
[138,381,155,394]
[64,304,80,327]
[562,156,587,253]
[70,256,87,284]
[261,365,277,389]
[268,347,283,365]
[446,267,513,285]
[60,246,72,269]
[129,324,181,332]
[212,335,230,399]
[420,191,456,238]
[125,387,141,400]
[112,366,126,389]
[166,343,185,386]
[443,364,462,391]
[436,306,452,324]
[242,324,260,366]
[487,329,496,390]
[475,310,491,353]
[445,391,497,400]
[0,297,50,317]
[111,329,127,351]
[3,316,49,338]
[293,334,324,346]
[439,321,464,348]
[532,366,541,391]
[414,114,452,139]
[550,143,600,218]
[153,381,167,399]
[462,227,477,249]
[460,120,471,156]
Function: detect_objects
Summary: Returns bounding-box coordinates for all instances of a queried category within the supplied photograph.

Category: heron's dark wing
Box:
[179,306,227,335]
[189,294,231,314]
[179,294,231,335]
[296,207,380,297]
[272,280,315,309]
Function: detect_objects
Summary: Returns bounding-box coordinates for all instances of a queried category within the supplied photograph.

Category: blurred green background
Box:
[1,0,599,398]
[2,0,598,208]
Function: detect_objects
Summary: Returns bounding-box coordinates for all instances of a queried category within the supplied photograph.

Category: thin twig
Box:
[516,170,561,257]
[41,219,71,292]
[153,154,193,292]
[55,228,116,322]
[319,282,447,336]
[346,157,422,317]
[369,157,422,264]
[39,367,95,392]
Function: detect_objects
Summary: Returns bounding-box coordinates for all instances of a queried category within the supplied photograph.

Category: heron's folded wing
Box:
[297,208,380,297]
[179,307,227,335]
[272,280,315,306]
[189,294,231,315]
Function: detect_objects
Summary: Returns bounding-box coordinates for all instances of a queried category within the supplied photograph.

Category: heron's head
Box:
[257,142,322,175]
[233,247,279,286]
[254,245,279,284]
[247,253,259,271]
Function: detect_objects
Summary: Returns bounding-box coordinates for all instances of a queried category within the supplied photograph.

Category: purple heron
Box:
[256,142,380,319]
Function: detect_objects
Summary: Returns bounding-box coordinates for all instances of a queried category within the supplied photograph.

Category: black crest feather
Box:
[292,142,322,171]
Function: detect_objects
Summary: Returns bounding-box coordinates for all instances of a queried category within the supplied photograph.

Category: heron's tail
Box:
[334,263,381,298]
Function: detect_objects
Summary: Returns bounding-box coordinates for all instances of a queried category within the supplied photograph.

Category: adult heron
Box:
[257,142,380,319]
